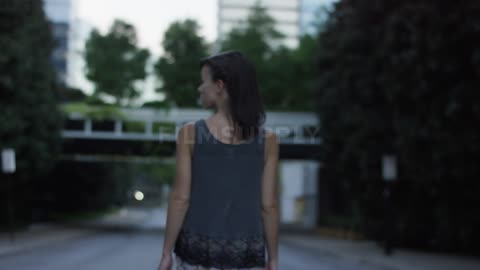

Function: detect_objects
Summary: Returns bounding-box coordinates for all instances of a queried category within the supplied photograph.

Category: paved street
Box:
[0,230,389,270]
[1,207,479,270]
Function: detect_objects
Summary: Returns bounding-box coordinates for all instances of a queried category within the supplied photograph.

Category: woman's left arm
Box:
[160,123,193,260]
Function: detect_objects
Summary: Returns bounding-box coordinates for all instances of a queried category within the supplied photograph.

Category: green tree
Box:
[316,0,480,253]
[0,0,62,225]
[154,19,209,107]
[221,4,288,110]
[221,4,284,65]
[84,19,150,106]
[267,34,319,111]
[54,85,88,103]
[220,3,321,111]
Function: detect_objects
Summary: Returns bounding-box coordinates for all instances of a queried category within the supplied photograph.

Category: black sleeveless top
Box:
[174,119,266,269]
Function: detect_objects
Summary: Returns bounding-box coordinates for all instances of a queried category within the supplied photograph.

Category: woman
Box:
[157,51,279,270]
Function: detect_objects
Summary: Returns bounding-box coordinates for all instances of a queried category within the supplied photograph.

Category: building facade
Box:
[42,0,76,86]
[217,0,333,49]
[299,0,331,35]
[217,0,300,48]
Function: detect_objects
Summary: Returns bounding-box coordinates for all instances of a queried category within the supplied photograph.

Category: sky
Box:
[76,0,218,55]
[70,0,217,102]
[64,0,334,103]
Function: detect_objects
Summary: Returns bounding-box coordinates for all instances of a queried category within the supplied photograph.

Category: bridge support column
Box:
[114,120,122,136]
[146,121,153,136]
[84,119,92,135]
[294,125,302,144]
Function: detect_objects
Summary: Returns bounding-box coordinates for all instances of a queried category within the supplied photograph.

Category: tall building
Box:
[299,0,332,36]
[217,0,334,49]
[217,0,300,48]
[42,0,76,86]
[299,0,338,35]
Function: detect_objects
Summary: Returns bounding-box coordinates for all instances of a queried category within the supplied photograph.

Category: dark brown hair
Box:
[200,51,266,142]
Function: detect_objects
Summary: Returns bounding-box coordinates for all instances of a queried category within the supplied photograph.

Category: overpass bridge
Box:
[61,108,321,160]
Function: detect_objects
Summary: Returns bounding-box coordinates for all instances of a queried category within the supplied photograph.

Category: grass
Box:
[123,121,145,133]
[61,102,125,120]
[152,121,176,134]
[61,102,178,135]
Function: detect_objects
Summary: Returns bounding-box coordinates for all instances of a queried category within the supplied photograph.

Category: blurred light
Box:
[134,190,144,201]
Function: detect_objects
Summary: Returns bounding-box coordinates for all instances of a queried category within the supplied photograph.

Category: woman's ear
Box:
[215,79,226,92]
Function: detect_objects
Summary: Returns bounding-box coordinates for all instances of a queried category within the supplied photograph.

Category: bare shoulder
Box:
[177,121,196,154]
[263,130,279,161]
[264,130,278,145]
[178,121,195,139]
[182,121,196,131]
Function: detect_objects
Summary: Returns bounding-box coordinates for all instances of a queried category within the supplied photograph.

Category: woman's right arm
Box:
[261,131,280,267]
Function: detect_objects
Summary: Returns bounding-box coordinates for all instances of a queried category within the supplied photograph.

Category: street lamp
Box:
[382,154,397,255]
[2,149,16,242]
[382,155,397,182]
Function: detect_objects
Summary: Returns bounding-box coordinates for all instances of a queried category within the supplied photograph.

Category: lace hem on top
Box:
[175,255,265,270]
[174,229,266,269]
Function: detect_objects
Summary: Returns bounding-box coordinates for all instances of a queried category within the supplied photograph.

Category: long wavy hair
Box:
[200,51,266,142]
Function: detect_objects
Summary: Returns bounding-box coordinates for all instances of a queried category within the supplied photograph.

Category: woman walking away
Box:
[156,51,280,270]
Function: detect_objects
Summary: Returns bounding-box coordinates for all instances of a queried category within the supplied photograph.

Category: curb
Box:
[280,233,480,270]
[280,234,407,270]
[0,224,98,258]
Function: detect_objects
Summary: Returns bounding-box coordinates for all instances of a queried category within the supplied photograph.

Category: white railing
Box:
[62,108,321,145]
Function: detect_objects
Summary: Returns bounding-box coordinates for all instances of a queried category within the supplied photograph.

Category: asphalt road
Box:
[0,230,389,270]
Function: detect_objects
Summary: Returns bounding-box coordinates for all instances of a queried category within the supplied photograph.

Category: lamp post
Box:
[2,149,16,242]
[382,154,397,255]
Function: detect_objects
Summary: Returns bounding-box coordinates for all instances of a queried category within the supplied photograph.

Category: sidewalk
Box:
[73,207,152,230]
[0,223,95,257]
[281,233,480,270]
[0,206,153,257]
